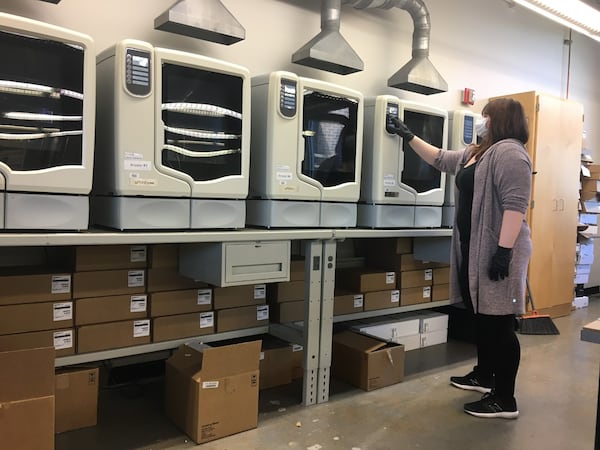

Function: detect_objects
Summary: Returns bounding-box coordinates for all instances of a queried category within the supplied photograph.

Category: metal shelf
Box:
[333,228,453,239]
[55,326,269,367]
[0,227,334,247]
[331,300,452,323]
[0,227,453,247]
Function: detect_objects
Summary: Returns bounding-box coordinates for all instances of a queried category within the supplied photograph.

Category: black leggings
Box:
[475,313,520,401]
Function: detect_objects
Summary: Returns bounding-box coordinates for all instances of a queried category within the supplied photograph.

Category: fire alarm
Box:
[462,88,475,105]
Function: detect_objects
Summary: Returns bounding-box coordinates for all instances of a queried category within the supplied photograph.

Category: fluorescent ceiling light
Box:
[512,0,600,42]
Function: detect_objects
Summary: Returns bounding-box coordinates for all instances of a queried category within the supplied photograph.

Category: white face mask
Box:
[475,117,489,138]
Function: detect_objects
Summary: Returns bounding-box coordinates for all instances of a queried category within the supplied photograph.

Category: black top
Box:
[455,162,477,246]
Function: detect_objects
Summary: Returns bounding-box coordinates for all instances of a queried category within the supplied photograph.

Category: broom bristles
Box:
[518,314,560,335]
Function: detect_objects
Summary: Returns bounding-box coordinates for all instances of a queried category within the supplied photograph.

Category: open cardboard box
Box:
[331,330,404,391]
[165,340,261,444]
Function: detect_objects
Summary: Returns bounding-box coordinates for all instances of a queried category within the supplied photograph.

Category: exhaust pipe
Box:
[345,0,448,94]
[292,0,364,75]
[155,0,245,45]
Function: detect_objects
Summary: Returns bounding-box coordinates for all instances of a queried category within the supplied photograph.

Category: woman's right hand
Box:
[387,115,415,142]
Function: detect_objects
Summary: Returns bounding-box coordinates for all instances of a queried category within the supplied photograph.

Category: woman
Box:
[389,98,532,419]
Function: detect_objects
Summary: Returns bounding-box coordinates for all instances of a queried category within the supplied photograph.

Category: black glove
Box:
[387,115,415,142]
[488,246,512,281]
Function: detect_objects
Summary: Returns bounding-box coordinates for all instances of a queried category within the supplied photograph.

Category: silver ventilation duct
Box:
[292,0,364,75]
[345,0,448,95]
[155,0,245,45]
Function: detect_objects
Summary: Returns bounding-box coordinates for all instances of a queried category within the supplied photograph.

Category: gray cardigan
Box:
[433,139,533,315]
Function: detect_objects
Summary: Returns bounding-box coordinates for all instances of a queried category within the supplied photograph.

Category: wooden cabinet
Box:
[492,91,583,317]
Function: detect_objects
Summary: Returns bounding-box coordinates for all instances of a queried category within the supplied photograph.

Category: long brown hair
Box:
[470,98,529,160]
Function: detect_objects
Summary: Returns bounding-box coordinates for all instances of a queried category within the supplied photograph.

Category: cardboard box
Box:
[148,244,179,268]
[269,300,304,323]
[401,286,432,306]
[73,269,145,299]
[146,268,209,293]
[55,367,99,433]
[152,312,215,342]
[290,344,304,379]
[289,256,306,281]
[165,341,261,444]
[0,301,73,335]
[400,269,433,289]
[353,315,421,341]
[77,320,151,353]
[75,294,148,325]
[149,289,212,317]
[0,271,71,306]
[336,269,396,293]
[0,329,75,357]
[432,284,450,302]
[259,336,293,390]
[216,305,269,333]
[331,331,404,391]
[421,329,448,348]
[364,237,412,255]
[213,284,266,309]
[333,292,364,316]
[75,245,147,271]
[0,347,55,450]
[433,267,450,285]
[398,254,444,271]
[363,290,400,311]
[267,280,305,303]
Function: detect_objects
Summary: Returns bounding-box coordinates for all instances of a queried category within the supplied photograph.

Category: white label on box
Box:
[197,289,212,305]
[51,275,71,294]
[128,270,145,287]
[391,290,400,303]
[353,294,364,308]
[582,165,591,177]
[424,269,433,281]
[386,272,395,284]
[130,245,147,262]
[257,305,269,321]
[53,330,73,350]
[292,344,303,352]
[133,320,150,337]
[254,284,266,300]
[130,295,147,312]
[200,312,214,328]
[53,302,73,321]
[260,351,265,360]
[423,286,431,298]
[202,381,219,389]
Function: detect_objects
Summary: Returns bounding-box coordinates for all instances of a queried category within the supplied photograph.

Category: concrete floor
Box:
[56,298,600,450]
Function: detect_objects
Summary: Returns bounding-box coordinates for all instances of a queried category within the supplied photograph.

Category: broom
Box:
[517,277,560,335]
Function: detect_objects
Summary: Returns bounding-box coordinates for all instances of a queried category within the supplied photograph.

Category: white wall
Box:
[2,0,600,281]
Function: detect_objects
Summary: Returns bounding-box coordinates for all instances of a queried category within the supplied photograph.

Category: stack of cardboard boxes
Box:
[267,256,305,323]
[0,269,75,356]
[74,245,151,353]
[331,237,450,317]
[577,157,599,308]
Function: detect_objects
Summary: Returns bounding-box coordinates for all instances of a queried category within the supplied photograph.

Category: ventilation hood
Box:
[154,0,245,45]
[292,0,364,75]
[345,0,448,94]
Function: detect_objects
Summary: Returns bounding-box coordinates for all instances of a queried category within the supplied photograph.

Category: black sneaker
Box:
[450,370,493,394]
[464,393,519,419]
